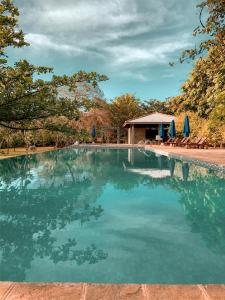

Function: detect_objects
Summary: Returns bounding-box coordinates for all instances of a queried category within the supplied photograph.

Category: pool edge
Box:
[1,282,224,299]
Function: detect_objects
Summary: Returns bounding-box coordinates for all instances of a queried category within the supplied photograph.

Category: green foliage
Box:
[180,0,225,62]
[0,0,108,137]
[168,0,225,145]
[142,99,173,115]
[0,0,29,64]
[178,46,225,118]
[0,60,108,130]
[110,93,143,128]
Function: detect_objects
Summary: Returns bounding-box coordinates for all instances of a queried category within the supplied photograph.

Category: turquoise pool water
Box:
[0,148,225,284]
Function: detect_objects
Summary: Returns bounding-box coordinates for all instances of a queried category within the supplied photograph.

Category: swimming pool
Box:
[0,148,225,284]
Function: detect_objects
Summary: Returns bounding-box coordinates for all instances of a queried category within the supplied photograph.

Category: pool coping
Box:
[0,282,225,299]
[71,144,225,172]
[145,146,225,173]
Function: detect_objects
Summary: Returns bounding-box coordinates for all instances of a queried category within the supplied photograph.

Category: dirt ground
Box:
[0,147,55,160]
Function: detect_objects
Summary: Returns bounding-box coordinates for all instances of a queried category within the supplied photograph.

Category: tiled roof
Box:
[124,113,174,127]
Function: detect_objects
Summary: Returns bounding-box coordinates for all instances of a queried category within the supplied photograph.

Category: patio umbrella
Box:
[183,115,190,137]
[159,123,165,140]
[91,126,96,139]
[169,120,176,139]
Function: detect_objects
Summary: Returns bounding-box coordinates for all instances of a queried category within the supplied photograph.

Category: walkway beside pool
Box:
[145,145,225,169]
[0,282,225,299]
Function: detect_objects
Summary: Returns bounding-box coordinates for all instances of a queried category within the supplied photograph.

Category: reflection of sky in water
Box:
[0,148,225,284]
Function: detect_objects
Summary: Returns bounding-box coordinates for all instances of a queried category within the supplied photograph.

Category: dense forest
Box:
[0,0,224,149]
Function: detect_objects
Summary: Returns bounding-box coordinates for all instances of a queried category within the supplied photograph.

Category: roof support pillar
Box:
[131,125,135,144]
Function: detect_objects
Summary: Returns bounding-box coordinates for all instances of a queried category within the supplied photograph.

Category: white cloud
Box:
[120,70,150,82]
[105,37,192,66]
[15,0,197,71]
[26,33,82,54]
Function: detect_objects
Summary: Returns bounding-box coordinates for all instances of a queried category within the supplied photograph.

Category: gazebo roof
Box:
[123,112,174,127]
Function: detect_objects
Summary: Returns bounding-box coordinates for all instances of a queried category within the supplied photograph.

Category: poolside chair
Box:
[170,137,181,147]
[186,137,204,149]
[179,137,191,147]
[198,138,212,149]
[164,138,173,146]
[171,137,189,147]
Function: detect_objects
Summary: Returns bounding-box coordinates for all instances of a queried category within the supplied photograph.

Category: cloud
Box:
[105,37,192,66]
[15,0,197,72]
[120,70,150,82]
[26,33,83,54]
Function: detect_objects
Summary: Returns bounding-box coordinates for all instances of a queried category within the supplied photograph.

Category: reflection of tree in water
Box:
[170,171,225,254]
[1,148,225,281]
[0,152,107,281]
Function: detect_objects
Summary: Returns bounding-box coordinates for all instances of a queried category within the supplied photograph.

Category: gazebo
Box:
[123,112,175,144]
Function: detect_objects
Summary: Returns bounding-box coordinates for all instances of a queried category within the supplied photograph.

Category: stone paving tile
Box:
[145,284,206,300]
[5,283,84,300]
[85,284,144,300]
[0,282,14,300]
[203,284,225,300]
[2,283,225,300]
[85,284,119,300]
[118,285,144,300]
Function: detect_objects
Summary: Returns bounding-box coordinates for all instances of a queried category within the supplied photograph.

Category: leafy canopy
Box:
[180,0,225,62]
[0,0,29,64]
[0,0,108,132]
[109,93,143,128]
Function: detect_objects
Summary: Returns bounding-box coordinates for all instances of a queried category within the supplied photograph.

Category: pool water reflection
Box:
[0,148,225,283]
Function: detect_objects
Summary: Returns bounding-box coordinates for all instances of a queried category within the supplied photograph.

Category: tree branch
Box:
[0,122,44,131]
[199,6,206,29]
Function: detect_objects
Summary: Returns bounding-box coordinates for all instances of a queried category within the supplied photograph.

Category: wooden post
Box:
[131,125,135,144]
[128,127,131,144]
[117,127,120,144]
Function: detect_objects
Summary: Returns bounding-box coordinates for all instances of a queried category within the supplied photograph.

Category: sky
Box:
[9,0,200,101]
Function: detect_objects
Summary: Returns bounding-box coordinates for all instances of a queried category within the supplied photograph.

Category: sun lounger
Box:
[198,138,212,149]
[171,137,189,147]
[186,137,204,148]
[164,138,174,146]
[170,138,181,147]
[179,137,190,147]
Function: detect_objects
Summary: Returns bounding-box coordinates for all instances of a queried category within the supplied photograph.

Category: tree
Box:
[74,98,112,142]
[0,0,29,64]
[142,99,173,115]
[0,60,108,130]
[170,46,225,118]
[180,0,225,63]
[167,0,225,145]
[0,0,108,133]
[109,93,142,143]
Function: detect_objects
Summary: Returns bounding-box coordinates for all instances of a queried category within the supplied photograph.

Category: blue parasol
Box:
[169,120,176,139]
[183,115,190,137]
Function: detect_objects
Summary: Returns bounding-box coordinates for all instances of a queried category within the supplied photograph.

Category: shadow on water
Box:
[0,148,225,281]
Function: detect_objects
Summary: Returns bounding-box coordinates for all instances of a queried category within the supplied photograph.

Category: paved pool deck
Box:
[1,282,225,300]
[145,145,225,169]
